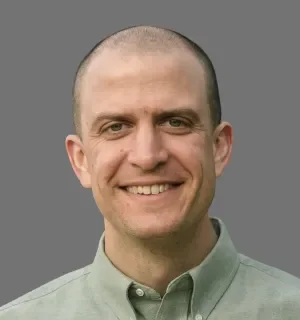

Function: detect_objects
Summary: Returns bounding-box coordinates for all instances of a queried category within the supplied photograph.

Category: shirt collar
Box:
[87,217,240,319]
[188,218,240,319]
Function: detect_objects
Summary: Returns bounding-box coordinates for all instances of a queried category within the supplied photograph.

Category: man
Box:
[1,25,300,320]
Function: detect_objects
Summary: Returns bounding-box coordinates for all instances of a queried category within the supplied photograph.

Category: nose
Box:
[127,126,168,172]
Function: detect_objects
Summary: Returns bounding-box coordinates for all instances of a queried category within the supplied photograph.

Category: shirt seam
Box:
[240,260,300,292]
[0,270,91,312]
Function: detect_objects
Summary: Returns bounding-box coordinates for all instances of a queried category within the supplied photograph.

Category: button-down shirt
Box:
[1,218,300,319]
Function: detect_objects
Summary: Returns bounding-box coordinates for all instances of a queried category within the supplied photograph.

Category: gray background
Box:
[0,2,299,306]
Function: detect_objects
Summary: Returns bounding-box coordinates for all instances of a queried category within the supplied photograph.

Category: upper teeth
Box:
[126,184,171,195]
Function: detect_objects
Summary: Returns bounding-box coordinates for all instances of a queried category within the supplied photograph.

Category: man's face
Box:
[66,50,232,240]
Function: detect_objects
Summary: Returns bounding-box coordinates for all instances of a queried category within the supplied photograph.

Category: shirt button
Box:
[195,315,203,320]
[136,288,145,296]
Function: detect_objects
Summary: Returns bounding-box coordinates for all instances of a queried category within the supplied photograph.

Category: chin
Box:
[125,217,186,240]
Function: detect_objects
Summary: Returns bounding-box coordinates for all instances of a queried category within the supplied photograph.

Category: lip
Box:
[119,181,184,187]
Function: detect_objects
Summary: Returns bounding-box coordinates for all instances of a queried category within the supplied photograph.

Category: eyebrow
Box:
[90,107,201,131]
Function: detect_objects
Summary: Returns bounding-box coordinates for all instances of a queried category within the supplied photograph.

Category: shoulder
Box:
[239,253,300,289]
[0,264,92,319]
[236,254,300,316]
[213,254,300,318]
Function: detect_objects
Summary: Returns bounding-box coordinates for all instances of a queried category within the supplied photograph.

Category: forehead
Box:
[80,49,208,118]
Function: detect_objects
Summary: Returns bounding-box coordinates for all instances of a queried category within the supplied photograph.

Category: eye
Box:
[168,118,184,127]
[102,122,131,134]
[159,117,193,135]
[163,118,190,128]
[109,123,124,132]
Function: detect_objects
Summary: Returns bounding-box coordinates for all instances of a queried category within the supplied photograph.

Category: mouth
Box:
[120,183,183,196]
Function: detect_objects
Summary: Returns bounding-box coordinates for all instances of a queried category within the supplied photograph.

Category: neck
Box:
[104,216,217,296]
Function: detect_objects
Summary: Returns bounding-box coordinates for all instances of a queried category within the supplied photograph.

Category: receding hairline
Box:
[72,25,221,136]
[74,26,206,102]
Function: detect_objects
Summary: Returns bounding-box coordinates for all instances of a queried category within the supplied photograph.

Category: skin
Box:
[65,48,233,295]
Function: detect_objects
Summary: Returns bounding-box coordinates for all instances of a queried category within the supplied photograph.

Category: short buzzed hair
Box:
[72,25,222,137]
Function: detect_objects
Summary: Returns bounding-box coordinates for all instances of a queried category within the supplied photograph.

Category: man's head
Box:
[72,26,222,137]
[66,25,233,241]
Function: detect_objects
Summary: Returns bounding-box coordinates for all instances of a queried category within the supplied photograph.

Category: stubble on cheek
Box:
[90,144,127,204]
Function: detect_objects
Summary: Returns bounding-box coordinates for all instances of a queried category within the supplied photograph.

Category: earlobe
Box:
[65,135,92,188]
[213,122,233,177]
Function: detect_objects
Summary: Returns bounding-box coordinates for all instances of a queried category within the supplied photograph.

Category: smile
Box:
[126,184,170,195]
[124,183,182,195]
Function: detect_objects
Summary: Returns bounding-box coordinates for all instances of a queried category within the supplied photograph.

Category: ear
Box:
[212,122,233,177]
[65,134,92,188]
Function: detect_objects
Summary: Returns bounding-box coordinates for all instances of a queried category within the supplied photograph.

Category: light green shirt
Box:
[1,218,300,319]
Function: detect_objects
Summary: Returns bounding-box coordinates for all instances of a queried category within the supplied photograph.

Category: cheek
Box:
[89,142,126,185]
[169,135,213,175]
